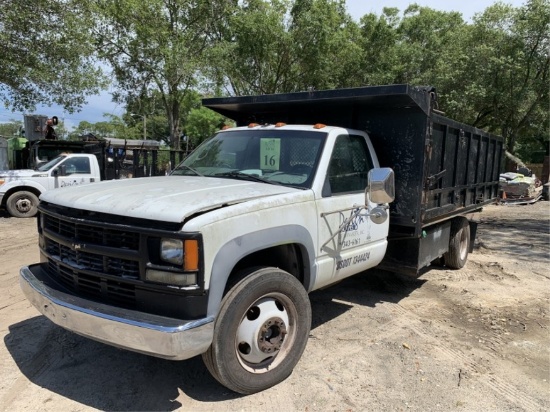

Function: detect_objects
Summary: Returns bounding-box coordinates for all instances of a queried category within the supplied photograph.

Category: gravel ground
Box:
[0,201,548,411]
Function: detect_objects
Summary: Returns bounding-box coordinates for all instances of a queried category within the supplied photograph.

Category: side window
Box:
[327,134,373,195]
[63,157,91,175]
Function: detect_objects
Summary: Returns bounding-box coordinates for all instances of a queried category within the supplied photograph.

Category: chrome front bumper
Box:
[20,264,214,360]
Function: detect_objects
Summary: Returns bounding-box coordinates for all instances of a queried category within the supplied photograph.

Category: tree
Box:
[392,5,467,88]
[358,8,402,85]
[123,93,170,143]
[0,120,23,138]
[92,0,230,149]
[68,116,131,140]
[289,0,363,89]
[0,1,108,112]
[208,0,362,95]
[183,107,226,149]
[463,0,549,156]
[208,0,295,95]
[355,1,549,160]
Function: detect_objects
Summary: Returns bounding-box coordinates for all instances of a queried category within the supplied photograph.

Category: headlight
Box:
[153,238,200,287]
[160,238,199,271]
[160,238,183,265]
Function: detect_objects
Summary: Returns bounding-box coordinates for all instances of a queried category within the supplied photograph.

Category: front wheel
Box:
[202,267,311,394]
[444,218,470,269]
[6,191,39,218]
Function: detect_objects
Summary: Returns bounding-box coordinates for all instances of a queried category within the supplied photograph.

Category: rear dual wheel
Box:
[444,217,470,269]
[202,267,311,394]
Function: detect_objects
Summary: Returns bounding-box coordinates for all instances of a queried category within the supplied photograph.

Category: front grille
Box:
[48,258,136,307]
[42,211,143,309]
[38,204,207,319]
[44,214,140,251]
[45,240,140,279]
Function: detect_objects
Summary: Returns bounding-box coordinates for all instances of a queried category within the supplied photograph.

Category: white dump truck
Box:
[20,85,503,394]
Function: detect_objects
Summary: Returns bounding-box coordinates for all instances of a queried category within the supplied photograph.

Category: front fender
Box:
[206,224,316,316]
[0,180,47,199]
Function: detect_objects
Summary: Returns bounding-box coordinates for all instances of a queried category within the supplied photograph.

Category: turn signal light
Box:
[184,240,199,271]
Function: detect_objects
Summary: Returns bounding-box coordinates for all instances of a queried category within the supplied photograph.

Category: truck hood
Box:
[39,176,301,223]
[0,169,46,180]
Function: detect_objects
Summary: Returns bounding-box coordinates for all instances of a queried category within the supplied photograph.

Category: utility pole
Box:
[143,114,147,140]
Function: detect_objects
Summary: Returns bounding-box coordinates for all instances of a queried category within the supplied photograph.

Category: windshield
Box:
[36,155,66,172]
[171,129,327,188]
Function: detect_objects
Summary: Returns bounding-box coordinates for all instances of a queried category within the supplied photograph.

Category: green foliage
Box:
[4,0,546,160]
[92,0,228,149]
[462,0,549,154]
[290,0,363,89]
[355,0,549,157]
[208,0,295,94]
[184,107,226,148]
[68,116,132,140]
[0,120,23,138]
[208,0,362,94]
[0,1,108,112]
[358,8,402,85]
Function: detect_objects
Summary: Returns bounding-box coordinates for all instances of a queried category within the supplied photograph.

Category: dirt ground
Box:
[1,201,548,412]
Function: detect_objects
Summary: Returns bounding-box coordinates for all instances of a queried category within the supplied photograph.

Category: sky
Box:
[0,0,526,132]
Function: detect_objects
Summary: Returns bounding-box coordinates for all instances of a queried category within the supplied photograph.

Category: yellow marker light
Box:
[248,123,259,128]
[184,239,199,271]
[275,122,286,127]
[313,123,326,129]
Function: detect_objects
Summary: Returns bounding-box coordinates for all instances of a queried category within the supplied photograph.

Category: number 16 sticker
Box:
[260,138,280,170]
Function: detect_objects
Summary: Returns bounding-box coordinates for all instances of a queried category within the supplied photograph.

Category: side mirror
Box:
[366,168,395,204]
[53,165,66,177]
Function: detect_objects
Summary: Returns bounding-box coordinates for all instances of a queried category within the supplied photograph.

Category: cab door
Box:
[54,156,95,189]
[314,133,389,289]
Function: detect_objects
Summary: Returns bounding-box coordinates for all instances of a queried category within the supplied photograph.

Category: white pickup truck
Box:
[0,153,102,217]
[19,85,503,394]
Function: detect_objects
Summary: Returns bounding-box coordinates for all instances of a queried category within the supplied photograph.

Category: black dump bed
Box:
[203,85,503,238]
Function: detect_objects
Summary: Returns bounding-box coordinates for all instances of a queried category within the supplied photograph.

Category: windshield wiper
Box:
[178,165,204,176]
[213,171,280,185]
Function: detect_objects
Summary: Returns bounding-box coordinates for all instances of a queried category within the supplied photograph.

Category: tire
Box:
[444,218,470,269]
[6,191,39,218]
[202,267,311,394]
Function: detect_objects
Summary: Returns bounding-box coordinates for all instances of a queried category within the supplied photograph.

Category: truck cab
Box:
[0,153,101,217]
[171,124,393,289]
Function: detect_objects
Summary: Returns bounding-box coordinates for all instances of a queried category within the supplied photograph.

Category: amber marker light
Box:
[184,240,199,271]
[313,123,327,129]
[275,122,287,127]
